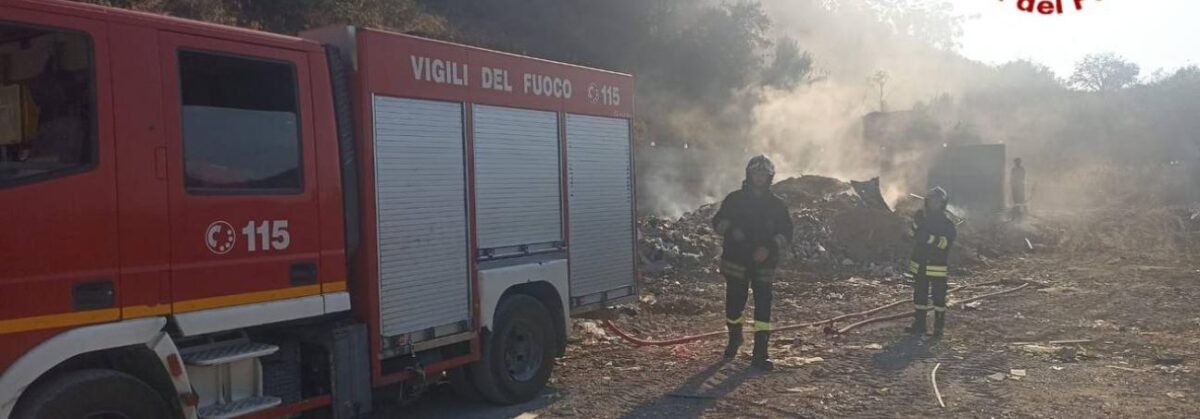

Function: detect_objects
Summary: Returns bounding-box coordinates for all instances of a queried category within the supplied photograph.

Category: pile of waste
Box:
[638,175,1054,281]
[639,176,915,279]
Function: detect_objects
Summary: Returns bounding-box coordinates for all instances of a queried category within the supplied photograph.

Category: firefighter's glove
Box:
[916,231,949,251]
[914,230,933,246]
[753,247,769,263]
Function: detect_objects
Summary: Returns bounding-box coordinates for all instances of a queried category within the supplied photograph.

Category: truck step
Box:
[197,396,282,419]
[183,342,279,366]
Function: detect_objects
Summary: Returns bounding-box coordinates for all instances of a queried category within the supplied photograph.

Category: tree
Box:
[762,36,814,89]
[669,1,772,102]
[1152,65,1200,88]
[995,60,1061,90]
[1069,53,1141,92]
[871,70,890,111]
[864,0,965,50]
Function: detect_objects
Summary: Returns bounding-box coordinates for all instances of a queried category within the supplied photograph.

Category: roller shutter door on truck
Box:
[472,105,563,255]
[567,114,635,303]
[373,96,471,340]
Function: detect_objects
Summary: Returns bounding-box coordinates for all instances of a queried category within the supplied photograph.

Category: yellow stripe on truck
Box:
[321,281,347,293]
[0,308,120,335]
[1,282,344,334]
[121,304,172,319]
[173,284,323,313]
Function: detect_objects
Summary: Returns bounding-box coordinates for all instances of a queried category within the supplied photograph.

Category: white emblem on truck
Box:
[587,83,621,106]
[205,221,237,254]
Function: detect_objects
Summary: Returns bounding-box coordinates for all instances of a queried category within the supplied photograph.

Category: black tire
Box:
[465,337,508,404]
[447,365,482,401]
[470,294,556,405]
[13,369,174,419]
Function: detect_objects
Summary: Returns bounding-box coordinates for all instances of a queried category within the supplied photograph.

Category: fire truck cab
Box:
[0,1,636,418]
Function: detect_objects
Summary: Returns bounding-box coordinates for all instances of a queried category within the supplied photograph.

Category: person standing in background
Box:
[1011,158,1026,221]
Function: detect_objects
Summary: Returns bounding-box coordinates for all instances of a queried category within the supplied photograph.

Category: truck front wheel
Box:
[471,294,555,404]
[13,369,175,419]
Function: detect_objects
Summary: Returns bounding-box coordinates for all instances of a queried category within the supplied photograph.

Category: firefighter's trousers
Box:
[722,261,773,334]
[912,273,948,319]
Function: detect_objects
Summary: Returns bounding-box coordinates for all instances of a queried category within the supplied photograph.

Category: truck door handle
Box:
[290,262,318,286]
[73,280,115,310]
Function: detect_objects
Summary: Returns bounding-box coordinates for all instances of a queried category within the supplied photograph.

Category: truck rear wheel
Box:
[14,369,174,419]
[447,365,482,401]
[471,294,555,404]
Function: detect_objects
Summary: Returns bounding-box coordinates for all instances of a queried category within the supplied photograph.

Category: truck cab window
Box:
[0,23,94,186]
[179,50,302,193]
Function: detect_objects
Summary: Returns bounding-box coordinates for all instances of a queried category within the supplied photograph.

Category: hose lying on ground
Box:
[835,282,1030,334]
[602,280,1029,347]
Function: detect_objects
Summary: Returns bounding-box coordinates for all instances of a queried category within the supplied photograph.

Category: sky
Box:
[953,0,1200,78]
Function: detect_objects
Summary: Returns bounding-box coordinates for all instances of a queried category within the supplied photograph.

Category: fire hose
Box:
[602,280,1030,347]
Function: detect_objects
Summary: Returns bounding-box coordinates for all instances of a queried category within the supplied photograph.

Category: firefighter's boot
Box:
[905,310,927,335]
[751,331,773,371]
[723,323,743,359]
[932,311,946,337]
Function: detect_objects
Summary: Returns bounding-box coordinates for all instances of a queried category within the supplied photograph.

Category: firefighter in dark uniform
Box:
[906,187,957,337]
[712,155,793,370]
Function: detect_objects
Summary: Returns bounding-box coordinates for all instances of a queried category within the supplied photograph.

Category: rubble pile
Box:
[638,205,723,276]
[638,176,916,279]
[773,175,858,208]
[638,175,1056,281]
[828,207,907,266]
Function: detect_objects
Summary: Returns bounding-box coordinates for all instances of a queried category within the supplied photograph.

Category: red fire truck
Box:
[0,1,637,417]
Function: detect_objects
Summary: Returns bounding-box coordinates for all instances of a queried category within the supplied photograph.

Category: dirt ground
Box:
[399,250,1200,418]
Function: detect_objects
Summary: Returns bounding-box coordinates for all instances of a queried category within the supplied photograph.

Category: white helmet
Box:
[746,155,775,180]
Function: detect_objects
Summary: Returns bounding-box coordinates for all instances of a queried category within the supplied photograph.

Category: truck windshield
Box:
[0,22,94,186]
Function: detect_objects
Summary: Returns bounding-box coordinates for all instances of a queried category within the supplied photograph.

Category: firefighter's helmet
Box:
[746,155,776,178]
[927,186,949,208]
